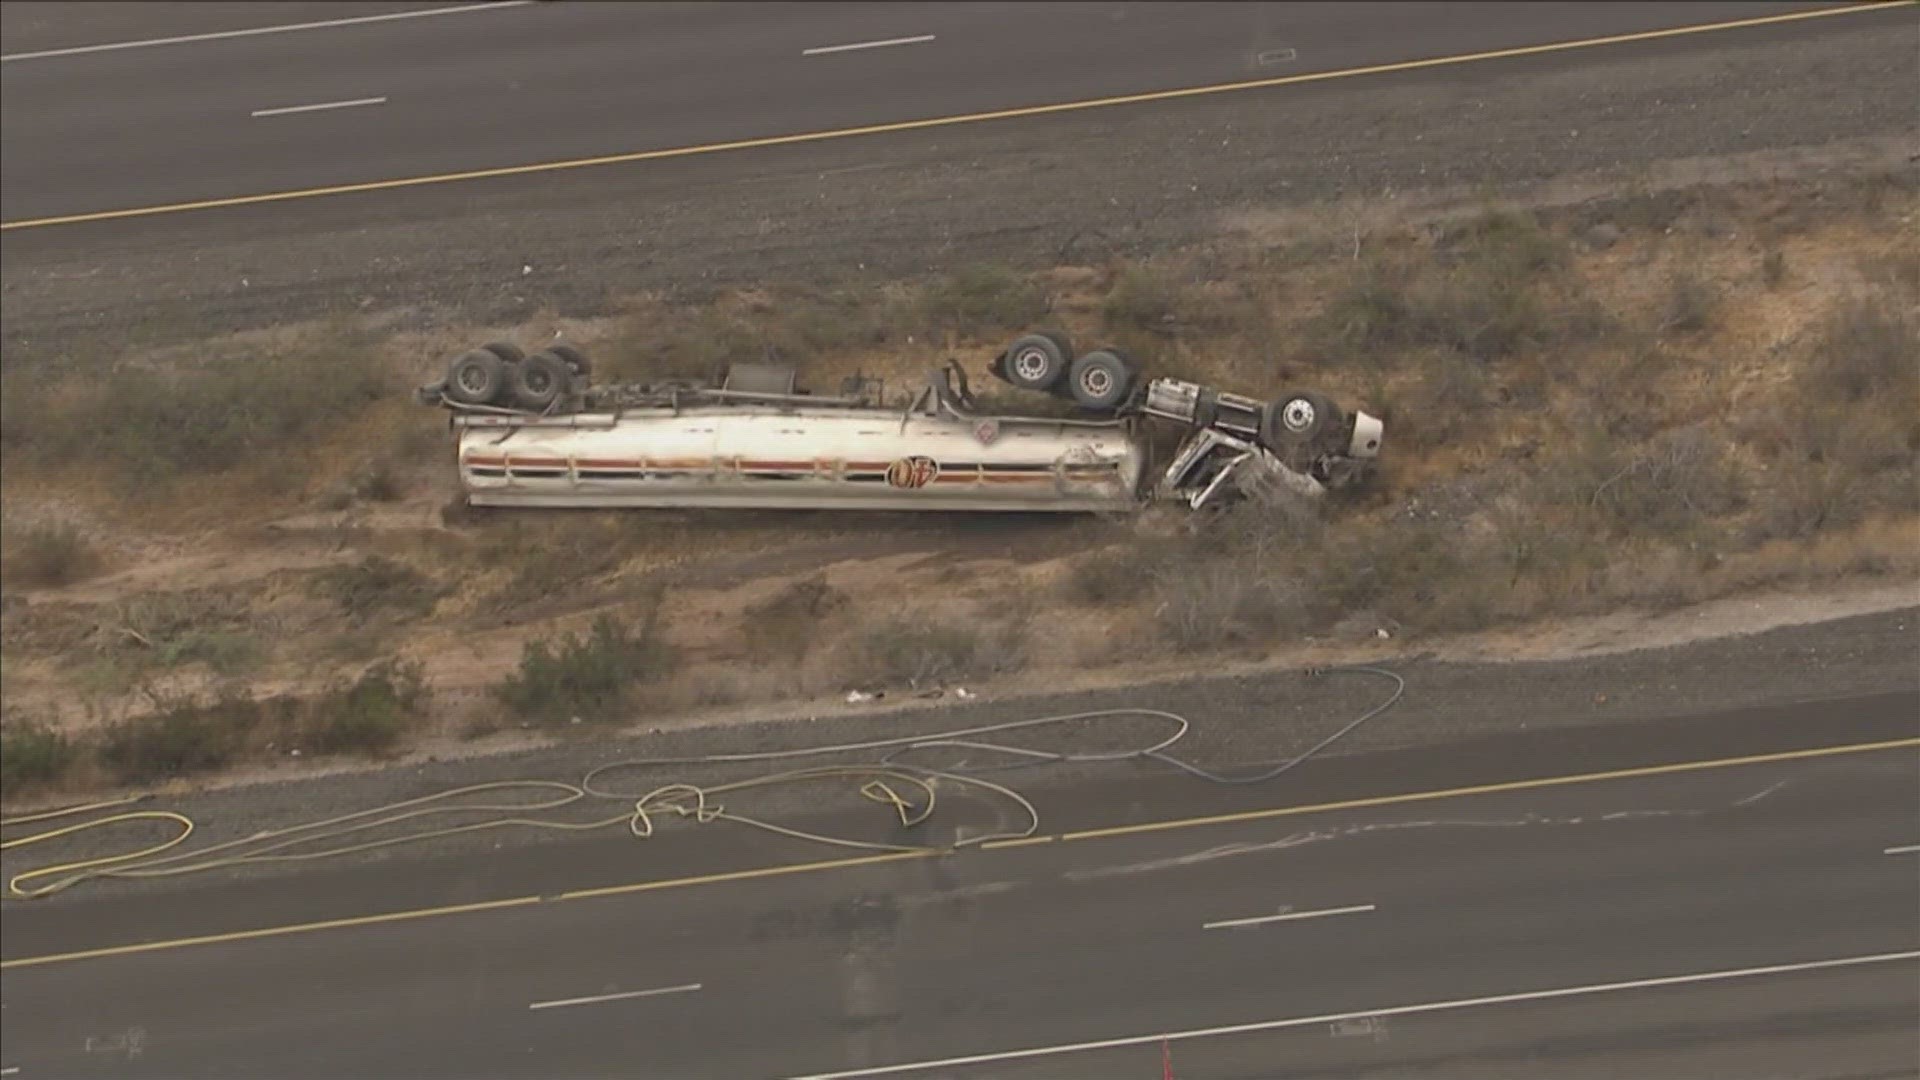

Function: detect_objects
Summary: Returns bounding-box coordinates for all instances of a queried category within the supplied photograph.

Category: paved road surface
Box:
[2,690,1914,1077]
[0,2,1843,222]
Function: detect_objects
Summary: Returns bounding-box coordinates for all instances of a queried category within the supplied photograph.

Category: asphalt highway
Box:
[0,1,1850,222]
[2,690,1914,1078]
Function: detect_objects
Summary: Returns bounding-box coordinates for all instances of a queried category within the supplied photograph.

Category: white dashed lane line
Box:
[251,97,388,119]
[1,2,534,63]
[1203,903,1377,931]
[527,982,702,1011]
[801,34,937,57]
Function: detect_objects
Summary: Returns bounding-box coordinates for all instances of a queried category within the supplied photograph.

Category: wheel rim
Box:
[457,365,489,395]
[1282,399,1316,433]
[1081,367,1113,398]
[1012,347,1050,382]
[526,369,553,395]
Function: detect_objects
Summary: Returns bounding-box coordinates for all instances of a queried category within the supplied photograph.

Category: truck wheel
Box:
[446,350,508,405]
[480,341,525,365]
[1067,349,1139,413]
[513,350,574,410]
[1000,333,1071,392]
[547,343,591,382]
[1261,391,1340,450]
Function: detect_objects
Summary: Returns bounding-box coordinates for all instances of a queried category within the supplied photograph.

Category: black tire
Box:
[1000,332,1071,392]
[480,341,525,365]
[513,350,574,411]
[1260,391,1341,450]
[446,350,508,406]
[1066,349,1139,412]
[547,343,591,382]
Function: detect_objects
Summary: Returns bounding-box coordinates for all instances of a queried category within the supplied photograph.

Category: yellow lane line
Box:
[1,1,1909,232]
[1059,736,1920,843]
[979,835,1058,851]
[0,895,542,970]
[555,850,926,903]
[4,735,1913,972]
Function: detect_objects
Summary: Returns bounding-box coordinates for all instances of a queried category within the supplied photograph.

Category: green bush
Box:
[1,720,77,787]
[6,319,390,487]
[308,556,443,623]
[493,612,674,724]
[98,691,275,782]
[304,659,427,754]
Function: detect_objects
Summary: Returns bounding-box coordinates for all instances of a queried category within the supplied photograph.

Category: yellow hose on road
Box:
[1,797,195,901]
[0,668,1403,901]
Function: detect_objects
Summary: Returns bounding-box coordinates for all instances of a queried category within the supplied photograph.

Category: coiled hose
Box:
[1,666,1402,900]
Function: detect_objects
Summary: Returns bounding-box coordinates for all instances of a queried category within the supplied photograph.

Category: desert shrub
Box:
[601,288,905,383]
[1548,424,1744,537]
[1385,360,1491,450]
[1747,460,1858,542]
[348,457,404,503]
[1436,208,1570,278]
[741,577,847,661]
[111,589,261,670]
[308,555,443,623]
[3,522,100,588]
[98,690,281,782]
[602,306,758,383]
[917,266,1049,336]
[15,320,391,487]
[303,659,427,754]
[750,287,900,359]
[1315,515,1442,612]
[493,611,674,724]
[843,607,1028,688]
[1150,560,1305,653]
[1800,294,1919,403]
[1102,264,1188,332]
[0,720,77,786]
[484,519,633,609]
[1761,249,1789,290]
[1312,210,1588,364]
[1658,271,1720,334]
[156,629,263,673]
[1060,543,1173,604]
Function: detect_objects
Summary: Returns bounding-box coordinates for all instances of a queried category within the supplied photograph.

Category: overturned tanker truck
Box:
[416,332,1384,514]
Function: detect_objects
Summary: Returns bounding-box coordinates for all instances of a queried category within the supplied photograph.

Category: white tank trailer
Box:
[417,333,1384,514]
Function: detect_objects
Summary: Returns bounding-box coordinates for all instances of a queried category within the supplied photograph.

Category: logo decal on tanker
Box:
[886,456,940,489]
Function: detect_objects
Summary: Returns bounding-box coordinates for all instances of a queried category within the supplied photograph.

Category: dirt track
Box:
[2,11,1914,360]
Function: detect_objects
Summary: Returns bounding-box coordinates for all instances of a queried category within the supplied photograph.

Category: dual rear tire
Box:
[444,341,589,410]
[997,332,1140,413]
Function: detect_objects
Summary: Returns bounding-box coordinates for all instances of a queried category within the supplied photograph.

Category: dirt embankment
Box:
[2,160,1916,806]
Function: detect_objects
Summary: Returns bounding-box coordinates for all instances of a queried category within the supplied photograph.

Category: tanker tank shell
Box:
[457,405,1146,512]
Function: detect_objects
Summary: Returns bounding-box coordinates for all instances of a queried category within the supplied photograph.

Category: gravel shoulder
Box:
[3,11,1914,359]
